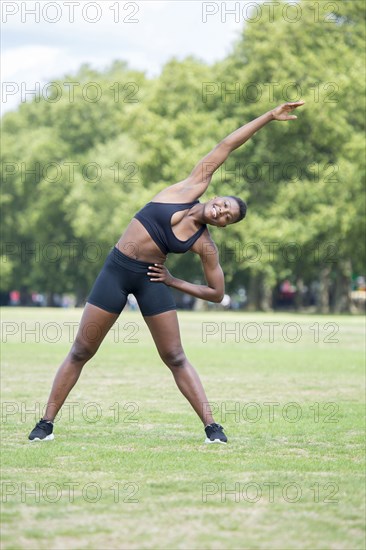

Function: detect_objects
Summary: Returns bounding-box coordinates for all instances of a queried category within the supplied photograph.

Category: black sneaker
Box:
[28,419,54,442]
[204,423,227,444]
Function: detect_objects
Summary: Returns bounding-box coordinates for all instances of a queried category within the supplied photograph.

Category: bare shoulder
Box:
[151,178,202,203]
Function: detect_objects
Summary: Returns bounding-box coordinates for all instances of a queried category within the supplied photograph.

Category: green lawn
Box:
[1,308,365,550]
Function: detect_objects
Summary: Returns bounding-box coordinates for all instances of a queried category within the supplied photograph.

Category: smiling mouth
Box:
[212,205,217,219]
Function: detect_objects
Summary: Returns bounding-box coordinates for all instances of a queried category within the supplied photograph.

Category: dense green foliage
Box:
[1,1,365,311]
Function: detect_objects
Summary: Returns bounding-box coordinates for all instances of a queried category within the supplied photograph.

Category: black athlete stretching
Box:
[29,101,304,443]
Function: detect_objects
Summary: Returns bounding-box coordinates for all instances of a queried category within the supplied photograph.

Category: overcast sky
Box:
[1,0,250,114]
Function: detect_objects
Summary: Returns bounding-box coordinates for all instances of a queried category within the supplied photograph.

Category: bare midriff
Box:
[115,219,167,264]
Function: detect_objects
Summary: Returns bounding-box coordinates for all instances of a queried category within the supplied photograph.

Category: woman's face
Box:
[204,196,240,227]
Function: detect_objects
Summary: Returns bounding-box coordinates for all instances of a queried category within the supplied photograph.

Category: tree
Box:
[1,1,365,311]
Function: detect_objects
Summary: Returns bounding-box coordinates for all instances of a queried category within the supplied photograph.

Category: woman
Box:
[29,101,304,444]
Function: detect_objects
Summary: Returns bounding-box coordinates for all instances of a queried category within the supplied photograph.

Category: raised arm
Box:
[152,101,304,203]
[186,101,305,192]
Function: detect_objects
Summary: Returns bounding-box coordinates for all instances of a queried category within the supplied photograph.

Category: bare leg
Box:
[43,304,119,421]
[143,310,214,426]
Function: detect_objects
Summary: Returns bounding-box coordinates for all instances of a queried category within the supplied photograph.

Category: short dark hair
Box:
[229,196,247,223]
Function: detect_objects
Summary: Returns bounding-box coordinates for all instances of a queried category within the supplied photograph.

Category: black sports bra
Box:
[134,201,207,255]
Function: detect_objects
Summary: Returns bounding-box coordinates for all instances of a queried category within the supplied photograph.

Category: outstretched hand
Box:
[272,101,305,121]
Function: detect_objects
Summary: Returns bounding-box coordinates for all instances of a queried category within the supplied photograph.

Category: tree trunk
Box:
[295,278,305,311]
[332,259,352,313]
[317,266,331,313]
[75,287,87,308]
[247,273,260,311]
[46,292,58,307]
[259,272,273,311]
[247,272,272,311]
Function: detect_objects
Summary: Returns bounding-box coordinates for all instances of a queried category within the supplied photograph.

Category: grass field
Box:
[0,307,365,550]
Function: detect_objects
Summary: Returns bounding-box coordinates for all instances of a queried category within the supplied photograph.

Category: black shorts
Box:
[87,247,176,316]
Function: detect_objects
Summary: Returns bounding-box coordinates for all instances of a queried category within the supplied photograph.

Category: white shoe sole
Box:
[30,434,55,442]
[204,437,227,444]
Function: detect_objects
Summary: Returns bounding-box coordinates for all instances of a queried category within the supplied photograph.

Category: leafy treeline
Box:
[1,1,365,311]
